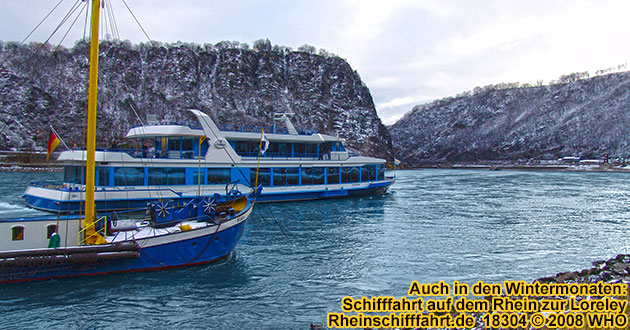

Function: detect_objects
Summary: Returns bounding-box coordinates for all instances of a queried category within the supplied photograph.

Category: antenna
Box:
[129,103,145,126]
[273,112,298,135]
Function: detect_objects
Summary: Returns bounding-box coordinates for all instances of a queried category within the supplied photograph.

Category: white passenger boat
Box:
[24,112,395,213]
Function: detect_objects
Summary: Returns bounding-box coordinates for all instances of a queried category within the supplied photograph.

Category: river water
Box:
[1,169,629,329]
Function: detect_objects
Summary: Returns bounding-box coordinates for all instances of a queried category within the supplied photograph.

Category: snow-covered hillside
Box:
[0,40,392,158]
[390,72,630,163]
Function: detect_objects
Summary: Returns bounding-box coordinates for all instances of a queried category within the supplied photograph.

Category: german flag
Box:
[46,129,60,161]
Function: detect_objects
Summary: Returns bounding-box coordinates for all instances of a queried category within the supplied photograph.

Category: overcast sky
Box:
[2,0,630,125]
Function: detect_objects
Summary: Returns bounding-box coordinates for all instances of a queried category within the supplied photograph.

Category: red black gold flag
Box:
[46,129,61,161]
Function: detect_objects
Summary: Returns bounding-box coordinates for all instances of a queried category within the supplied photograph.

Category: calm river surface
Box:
[1,169,629,329]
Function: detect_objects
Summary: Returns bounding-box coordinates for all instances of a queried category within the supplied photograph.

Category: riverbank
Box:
[0,151,61,172]
[0,164,61,172]
[399,162,630,173]
[2,150,628,173]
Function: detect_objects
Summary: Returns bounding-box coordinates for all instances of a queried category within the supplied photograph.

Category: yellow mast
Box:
[84,0,100,244]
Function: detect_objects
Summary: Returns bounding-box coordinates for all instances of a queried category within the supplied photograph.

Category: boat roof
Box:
[126,123,342,143]
[126,124,202,138]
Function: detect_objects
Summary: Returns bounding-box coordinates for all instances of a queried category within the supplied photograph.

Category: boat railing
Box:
[78,215,108,244]
[70,146,144,157]
[130,121,317,135]
[237,151,319,159]
[105,147,145,158]
[217,124,317,136]
[28,181,84,191]
[72,147,203,160]
[242,156,321,162]
[130,121,202,130]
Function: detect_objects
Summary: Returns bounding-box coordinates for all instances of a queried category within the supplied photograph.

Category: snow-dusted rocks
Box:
[390,72,630,164]
[0,40,392,159]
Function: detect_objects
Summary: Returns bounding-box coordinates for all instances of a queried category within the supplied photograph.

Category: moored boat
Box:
[0,194,253,284]
[25,112,396,213]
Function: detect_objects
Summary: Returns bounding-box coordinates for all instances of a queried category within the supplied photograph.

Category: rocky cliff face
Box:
[390,72,630,163]
[0,40,392,158]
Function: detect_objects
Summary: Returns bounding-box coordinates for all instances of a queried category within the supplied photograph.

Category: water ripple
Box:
[2,169,630,328]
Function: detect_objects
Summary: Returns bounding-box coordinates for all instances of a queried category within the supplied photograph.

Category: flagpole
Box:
[197,136,206,196]
[393,157,401,176]
[253,129,264,201]
[50,125,69,150]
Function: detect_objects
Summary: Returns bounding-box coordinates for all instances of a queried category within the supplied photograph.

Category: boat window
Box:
[182,139,195,159]
[232,140,260,157]
[293,144,317,158]
[248,141,258,155]
[313,167,325,185]
[327,167,340,184]
[168,138,181,151]
[273,168,287,186]
[276,143,291,157]
[320,143,331,156]
[207,168,230,184]
[267,142,278,156]
[63,166,72,182]
[377,164,385,180]
[193,169,205,185]
[46,224,57,239]
[234,141,250,155]
[11,226,24,241]
[286,168,299,185]
[368,165,376,181]
[155,138,167,158]
[64,165,85,184]
[148,168,166,185]
[294,144,305,157]
[352,167,359,181]
[114,167,144,186]
[306,144,318,157]
[251,168,271,186]
[301,167,313,185]
[97,167,110,186]
[360,165,377,181]
[342,167,359,183]
[169,168,186,185]
[182,138,193,151]
[148,168,186,185]
[341,167,353,183]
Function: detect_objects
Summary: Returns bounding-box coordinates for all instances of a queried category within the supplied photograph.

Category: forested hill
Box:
[390,71,630,163]
[0,40,392,158]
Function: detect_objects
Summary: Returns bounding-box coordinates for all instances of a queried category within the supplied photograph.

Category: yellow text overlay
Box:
[327,281,630,329]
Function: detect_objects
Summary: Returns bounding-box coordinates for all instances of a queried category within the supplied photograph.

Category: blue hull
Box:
[25,180,394,213]
[254,181,394,202]
[0,219,247,284]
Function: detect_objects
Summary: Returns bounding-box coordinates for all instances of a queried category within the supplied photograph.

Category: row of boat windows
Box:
[64,165,385,187]
[132,138,347,159]
[10,225,57,241]
[250,166,384,186]
[230,141,346,158]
